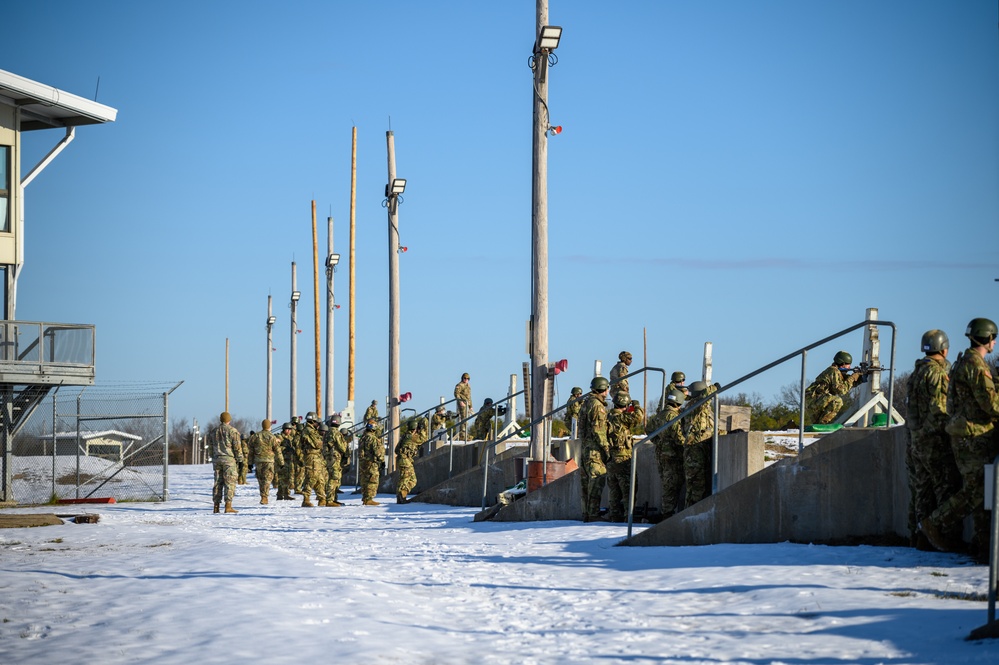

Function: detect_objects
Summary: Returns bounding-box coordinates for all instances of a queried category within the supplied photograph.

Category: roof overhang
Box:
[0,68,118,131]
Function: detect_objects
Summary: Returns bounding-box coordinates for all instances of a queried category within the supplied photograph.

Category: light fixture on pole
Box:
[326,252,341,271]
[291,290,301,302]
[265,295,276,424]
[535,25,562,52]
[387,178,407,196]
[384,132,406,474]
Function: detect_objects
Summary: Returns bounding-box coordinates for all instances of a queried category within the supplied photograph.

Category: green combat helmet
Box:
[665,388,686,406]
[965,317,998,345]
[571,386,583,396]
[833,351,852,366]
[688,381,708,398]
[590,376,609,392]
[305,411,320,423]
[613,392,631,408]
[920,329,949,354]
[318,422,329,433]
[670,371,685,383]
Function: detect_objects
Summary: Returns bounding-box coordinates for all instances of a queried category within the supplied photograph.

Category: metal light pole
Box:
[325,216,340,419]
[266,295,275,424]
[290,262,300,421]
[530,5,562,461]
[385,131,406,473]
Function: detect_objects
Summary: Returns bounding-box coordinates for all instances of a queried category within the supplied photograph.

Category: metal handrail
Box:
[988,453,998,625]
[624,319,898,538]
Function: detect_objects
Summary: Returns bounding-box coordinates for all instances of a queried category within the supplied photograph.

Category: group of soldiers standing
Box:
[573,350,718,522]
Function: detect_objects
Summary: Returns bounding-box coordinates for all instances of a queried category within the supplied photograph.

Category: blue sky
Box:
[4,1,997,428]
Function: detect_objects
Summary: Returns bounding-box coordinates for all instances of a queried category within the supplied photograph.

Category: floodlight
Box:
[390,178,407,195]
[291,290,301,302]
[267,316,276,325]
[327,252,341,268]
[537,25,562,51]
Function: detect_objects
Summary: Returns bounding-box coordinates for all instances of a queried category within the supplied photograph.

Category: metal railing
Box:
[0,321,95,383]
[988,453,998,625]
[623,319,898,537]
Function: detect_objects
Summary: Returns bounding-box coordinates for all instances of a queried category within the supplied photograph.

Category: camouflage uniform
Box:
[927,348,999,558]
[395,427,422,501]
[358,428,385,503]
[609,361,629,402]
[454,380,472,433]
[294,424,307,493]
[805,364,862,424]
[323,427,349,506]
[364,403,380,423]
[578,391,609,520]
[247,429,284,504]
[470,404,494,441]
[605,403,645,521]
[236,434,250,485]
[299,422,328,506]
[648,402,685,519]
[905,355,960,542]
[209,422,244,507]
[431,410,448,432]
[277,429,297,500]
[564,397,582,436]
[682,390,715,508]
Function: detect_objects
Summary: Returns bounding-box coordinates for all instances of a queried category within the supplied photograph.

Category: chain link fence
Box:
[4,382,181,504]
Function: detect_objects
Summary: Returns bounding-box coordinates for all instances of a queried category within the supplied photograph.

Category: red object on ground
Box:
[57,498,116,504]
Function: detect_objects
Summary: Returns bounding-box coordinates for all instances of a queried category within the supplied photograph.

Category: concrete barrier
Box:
[622,426,909,547]
[409,445,529,507]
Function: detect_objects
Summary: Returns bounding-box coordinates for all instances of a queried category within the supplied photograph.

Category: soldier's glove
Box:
[857,373,868,384]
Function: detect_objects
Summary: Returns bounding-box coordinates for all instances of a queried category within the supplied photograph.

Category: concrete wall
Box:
[622,426,910,547]
[407,445,529,507]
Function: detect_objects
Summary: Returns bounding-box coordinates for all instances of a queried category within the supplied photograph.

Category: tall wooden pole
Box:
[386,130,401,473]
[225,337,229,412]
[348,127,357,411]
[312,200,322,416]
[530,0,551,461]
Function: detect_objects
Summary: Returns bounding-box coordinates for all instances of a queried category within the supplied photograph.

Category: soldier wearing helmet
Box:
[681,381,718,508]
[298,412,328,507]
[470,398,495,441]
[276,422,297,501]
[358,418,385,505]
[904,329,959,549]
[563,386,585,438]
[605,392,645,522]
[804,350,864,425]
[578,376,611,521]
[247,420,284,506]
[208,411,244,514]
[667,371,688,399]
[610,351,633,402]
[364,400,380,424]
[921,318,999,562]
[323,419,349,507]
[648,389,687,518]
[454,373,472,438]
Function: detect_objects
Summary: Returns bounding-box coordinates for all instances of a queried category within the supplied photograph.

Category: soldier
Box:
[237,430,251,485]
[605,392,644,522]
[208,411,243,514]
[682,381,715,508]
[454,372,472,438]
[323,415,349,507]
[431,405,448,432]
[905,329,960,548]
[395,420,421,503]
[648,389,687,519]
[339,425,354,483]
[564,387,583,437]
[294,420,307,494]
[358,419,385,505]
[470,398,495,441]
[247,420,284,505]
[299,412,328,507]
[276,422,297,500]
[667,371,688,398]
[805,351,865,424]
[610,351,632,402]
[921,318,999,563]
[364,399,380,424]
[578,376,611,522]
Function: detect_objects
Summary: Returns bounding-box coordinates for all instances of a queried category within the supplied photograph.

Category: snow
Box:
[0,465,996,664]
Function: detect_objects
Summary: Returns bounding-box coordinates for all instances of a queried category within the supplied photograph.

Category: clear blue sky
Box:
[4,1,997,429]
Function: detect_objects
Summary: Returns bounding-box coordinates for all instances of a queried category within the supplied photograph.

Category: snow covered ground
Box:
[0,464,996,664]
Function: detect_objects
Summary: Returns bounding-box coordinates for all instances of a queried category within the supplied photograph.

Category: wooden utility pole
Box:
[348,127,357,411]
[385,130,401,473]
[312,200,322,416]
[530,0,552,461]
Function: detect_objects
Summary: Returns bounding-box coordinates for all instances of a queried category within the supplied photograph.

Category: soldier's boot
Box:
[363,498,381,506]
[224,501,238,514]
[317,498,327,507]
[396,491,408,504]
[213,503,220,514]
[327,500,343,507]
[919,519,957,552]
[301,496,315,507]
[260,496,268,505]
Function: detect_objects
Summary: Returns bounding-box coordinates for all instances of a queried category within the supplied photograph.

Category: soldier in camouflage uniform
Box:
[921,318,999,563]
[579,376,611,521]
[209,411,244,514]
[395,420,422,503]
[364,399,380,424]
[277,422,297,500]
[905,329,961,547]
[299,413,328,507]
[805,351,864,424]
[323,416,349,507]
[564,387,583,437]
[470,398,494,441]
[454,373,472,438]
[236,430,250,485]
[605,392,645,522]
[431,405,448,433]
[648,389,687,519]
[294,421,307,494]
[609,351,632,403]
[247,420,284,505]
[359,420,385,505]
[682,381,716,508]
